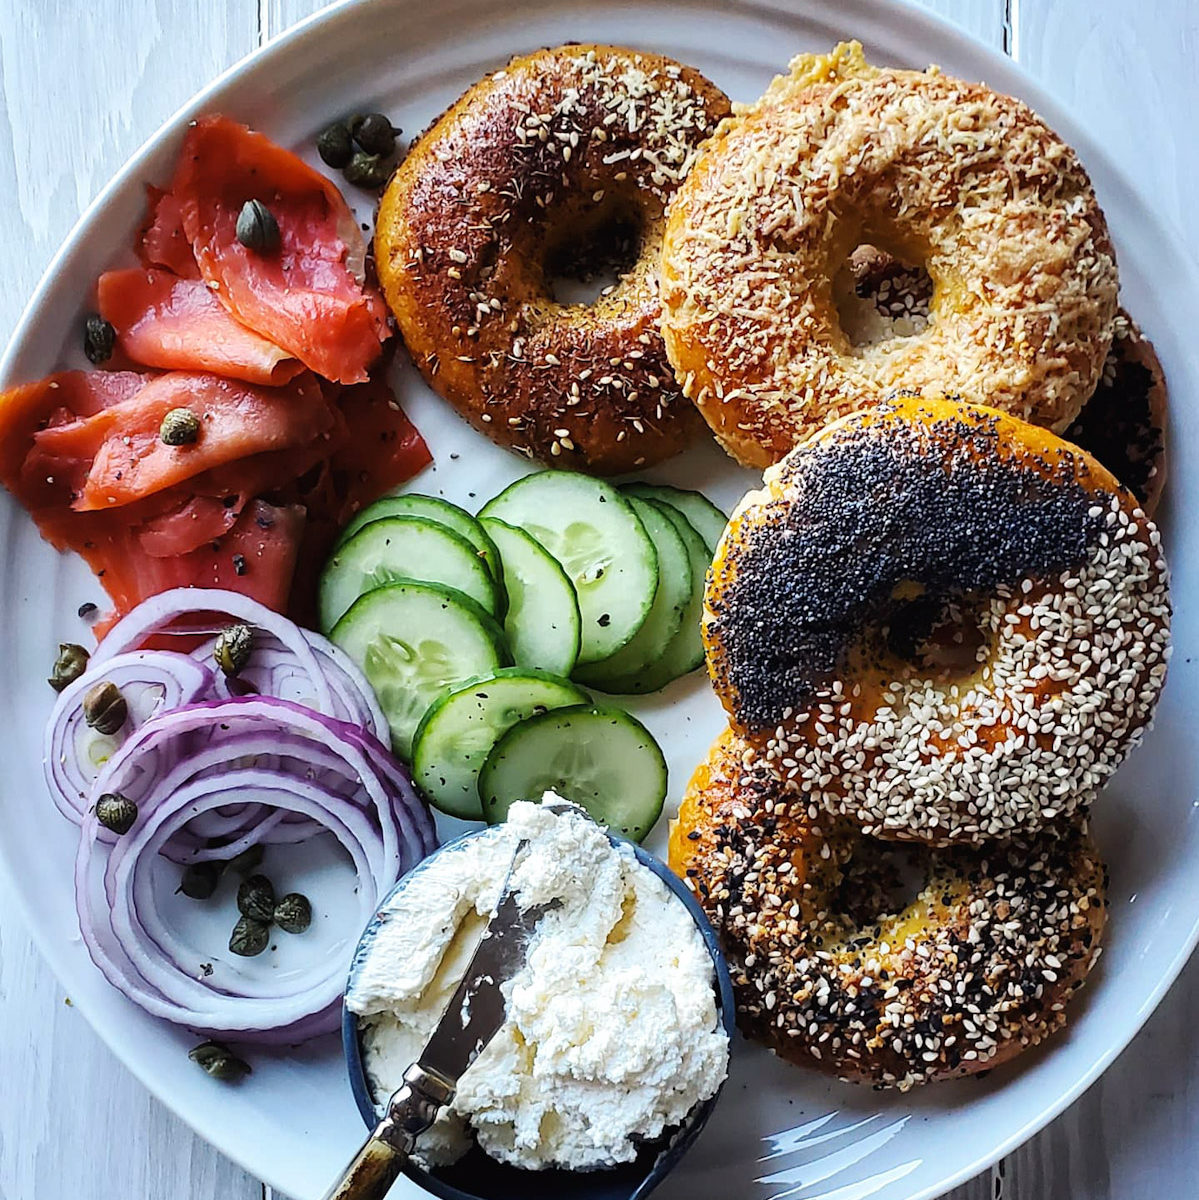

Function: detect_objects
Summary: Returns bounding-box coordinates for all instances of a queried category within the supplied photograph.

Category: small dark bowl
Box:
[342,826,735,1200]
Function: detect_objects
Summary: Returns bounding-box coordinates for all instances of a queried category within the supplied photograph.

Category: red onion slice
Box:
[75,696,434,1039]
[43,651,212,824]
[93,588,336,716]
[90,589,387,741]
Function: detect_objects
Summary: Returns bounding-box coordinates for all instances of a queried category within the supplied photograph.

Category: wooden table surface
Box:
[0,1,1195,1197]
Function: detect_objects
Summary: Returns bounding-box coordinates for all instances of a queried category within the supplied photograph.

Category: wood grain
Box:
[0,3,1196,1200]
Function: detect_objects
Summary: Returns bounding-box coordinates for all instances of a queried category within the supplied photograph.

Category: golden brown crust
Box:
[702,396,1171,844]
[375,44,731,474]
[659,42,1120,469]
[1065,308,1168,517]
[670,729,1108,1089]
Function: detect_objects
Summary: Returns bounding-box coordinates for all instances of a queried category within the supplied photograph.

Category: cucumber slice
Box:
[411,669,588,819]
[620,483,728,554]
[573,498,691,693]
[479,471,657,664]
[480,518,581,676]
[617,501,708,693]
[480,705,667,842]
[331,582,508,758]
[337,494,502,579]
[318,516,501,634]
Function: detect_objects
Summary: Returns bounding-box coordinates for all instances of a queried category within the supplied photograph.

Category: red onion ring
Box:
[91,589,387,741]
[76,697,434,1039]
[43,651,212,824]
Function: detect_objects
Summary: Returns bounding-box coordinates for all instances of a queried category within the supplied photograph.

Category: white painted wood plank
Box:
[1013,0,1195,232]
[0,4,263,1199]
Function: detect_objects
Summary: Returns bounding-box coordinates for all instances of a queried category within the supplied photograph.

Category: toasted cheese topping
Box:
[659,41,1119,469]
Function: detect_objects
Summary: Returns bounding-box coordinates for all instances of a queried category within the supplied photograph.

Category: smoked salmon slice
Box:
[32,370,335,510]
[98,269,303,386]
[137,186,200,279]
[171,116,389,384]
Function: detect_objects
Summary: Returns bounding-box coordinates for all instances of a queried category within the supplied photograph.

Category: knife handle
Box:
[322,1064,456,1200]
[320,1128,404,1200]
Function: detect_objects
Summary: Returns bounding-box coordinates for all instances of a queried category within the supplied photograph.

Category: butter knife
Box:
[323,841,549,1200]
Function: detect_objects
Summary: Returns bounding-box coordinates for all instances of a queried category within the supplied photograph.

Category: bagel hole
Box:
[886,592,990,678]
[834,841,930,933]
[833,242,933,348]
[541,194,644,306]
[846,590,992,690]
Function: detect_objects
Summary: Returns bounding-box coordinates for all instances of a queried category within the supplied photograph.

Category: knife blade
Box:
[417,847,552,1082]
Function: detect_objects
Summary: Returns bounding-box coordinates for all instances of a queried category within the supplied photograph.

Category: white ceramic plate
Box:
[2,2,1196,1198]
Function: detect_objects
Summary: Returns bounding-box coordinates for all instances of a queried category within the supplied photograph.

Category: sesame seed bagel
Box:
[1065,309,1168,517]
[375,45,731,474]
[703,396,1171,845]
[659,41,1120,469]
[669,729,1108,1090]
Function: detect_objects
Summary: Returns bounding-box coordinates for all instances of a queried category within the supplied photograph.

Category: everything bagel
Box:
[669,730,1108,1089]
[376,44,731,474]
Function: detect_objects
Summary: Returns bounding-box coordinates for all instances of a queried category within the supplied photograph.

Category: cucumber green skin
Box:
[620,483,728,554]
[411,668,588,820]
[479,519,581,677]
[318,516,501,634]
[331,581,509,759]
[479,704,667,843]
[479,471,657,665]
[611,500,707,694]
[336,493,503,581]
[572,497,691,694]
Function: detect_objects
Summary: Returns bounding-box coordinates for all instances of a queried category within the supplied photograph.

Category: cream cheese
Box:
[346,796,729,1171]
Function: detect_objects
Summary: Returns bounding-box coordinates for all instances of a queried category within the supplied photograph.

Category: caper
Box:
[213,623,253,677]
[178,861,222,900]
[82,680,128,735]
[351,112,398,158]
[226,843,265,876]
[229,915,270,957]
[48,642,89,692]
[83,315,116,364]
[235,199,281,253]
[317,120,354,168]
[343,151,389,190]
[159,407,200,446]
[273,892,312,934]
[237,874,276,923]
[188,1041,251,1082]
[95,792,137,835]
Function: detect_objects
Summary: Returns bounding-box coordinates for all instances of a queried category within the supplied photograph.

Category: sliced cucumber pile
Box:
[574,498,692,694]
[319,472,722,838]
[337,494,502,579]
[480,472,657,665]
[330,581,508,758]
[479,518,580,677]
[479,705,667,843]
[620,483,728,554]
[412,669,587,820]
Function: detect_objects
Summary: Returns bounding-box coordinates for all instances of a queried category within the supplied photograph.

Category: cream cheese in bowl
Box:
[345,796,730,1173]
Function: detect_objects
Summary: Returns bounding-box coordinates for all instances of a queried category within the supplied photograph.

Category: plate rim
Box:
[1,1,1195,1197]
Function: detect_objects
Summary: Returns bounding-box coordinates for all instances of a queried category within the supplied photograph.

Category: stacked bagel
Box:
[658,46,1171,1088]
